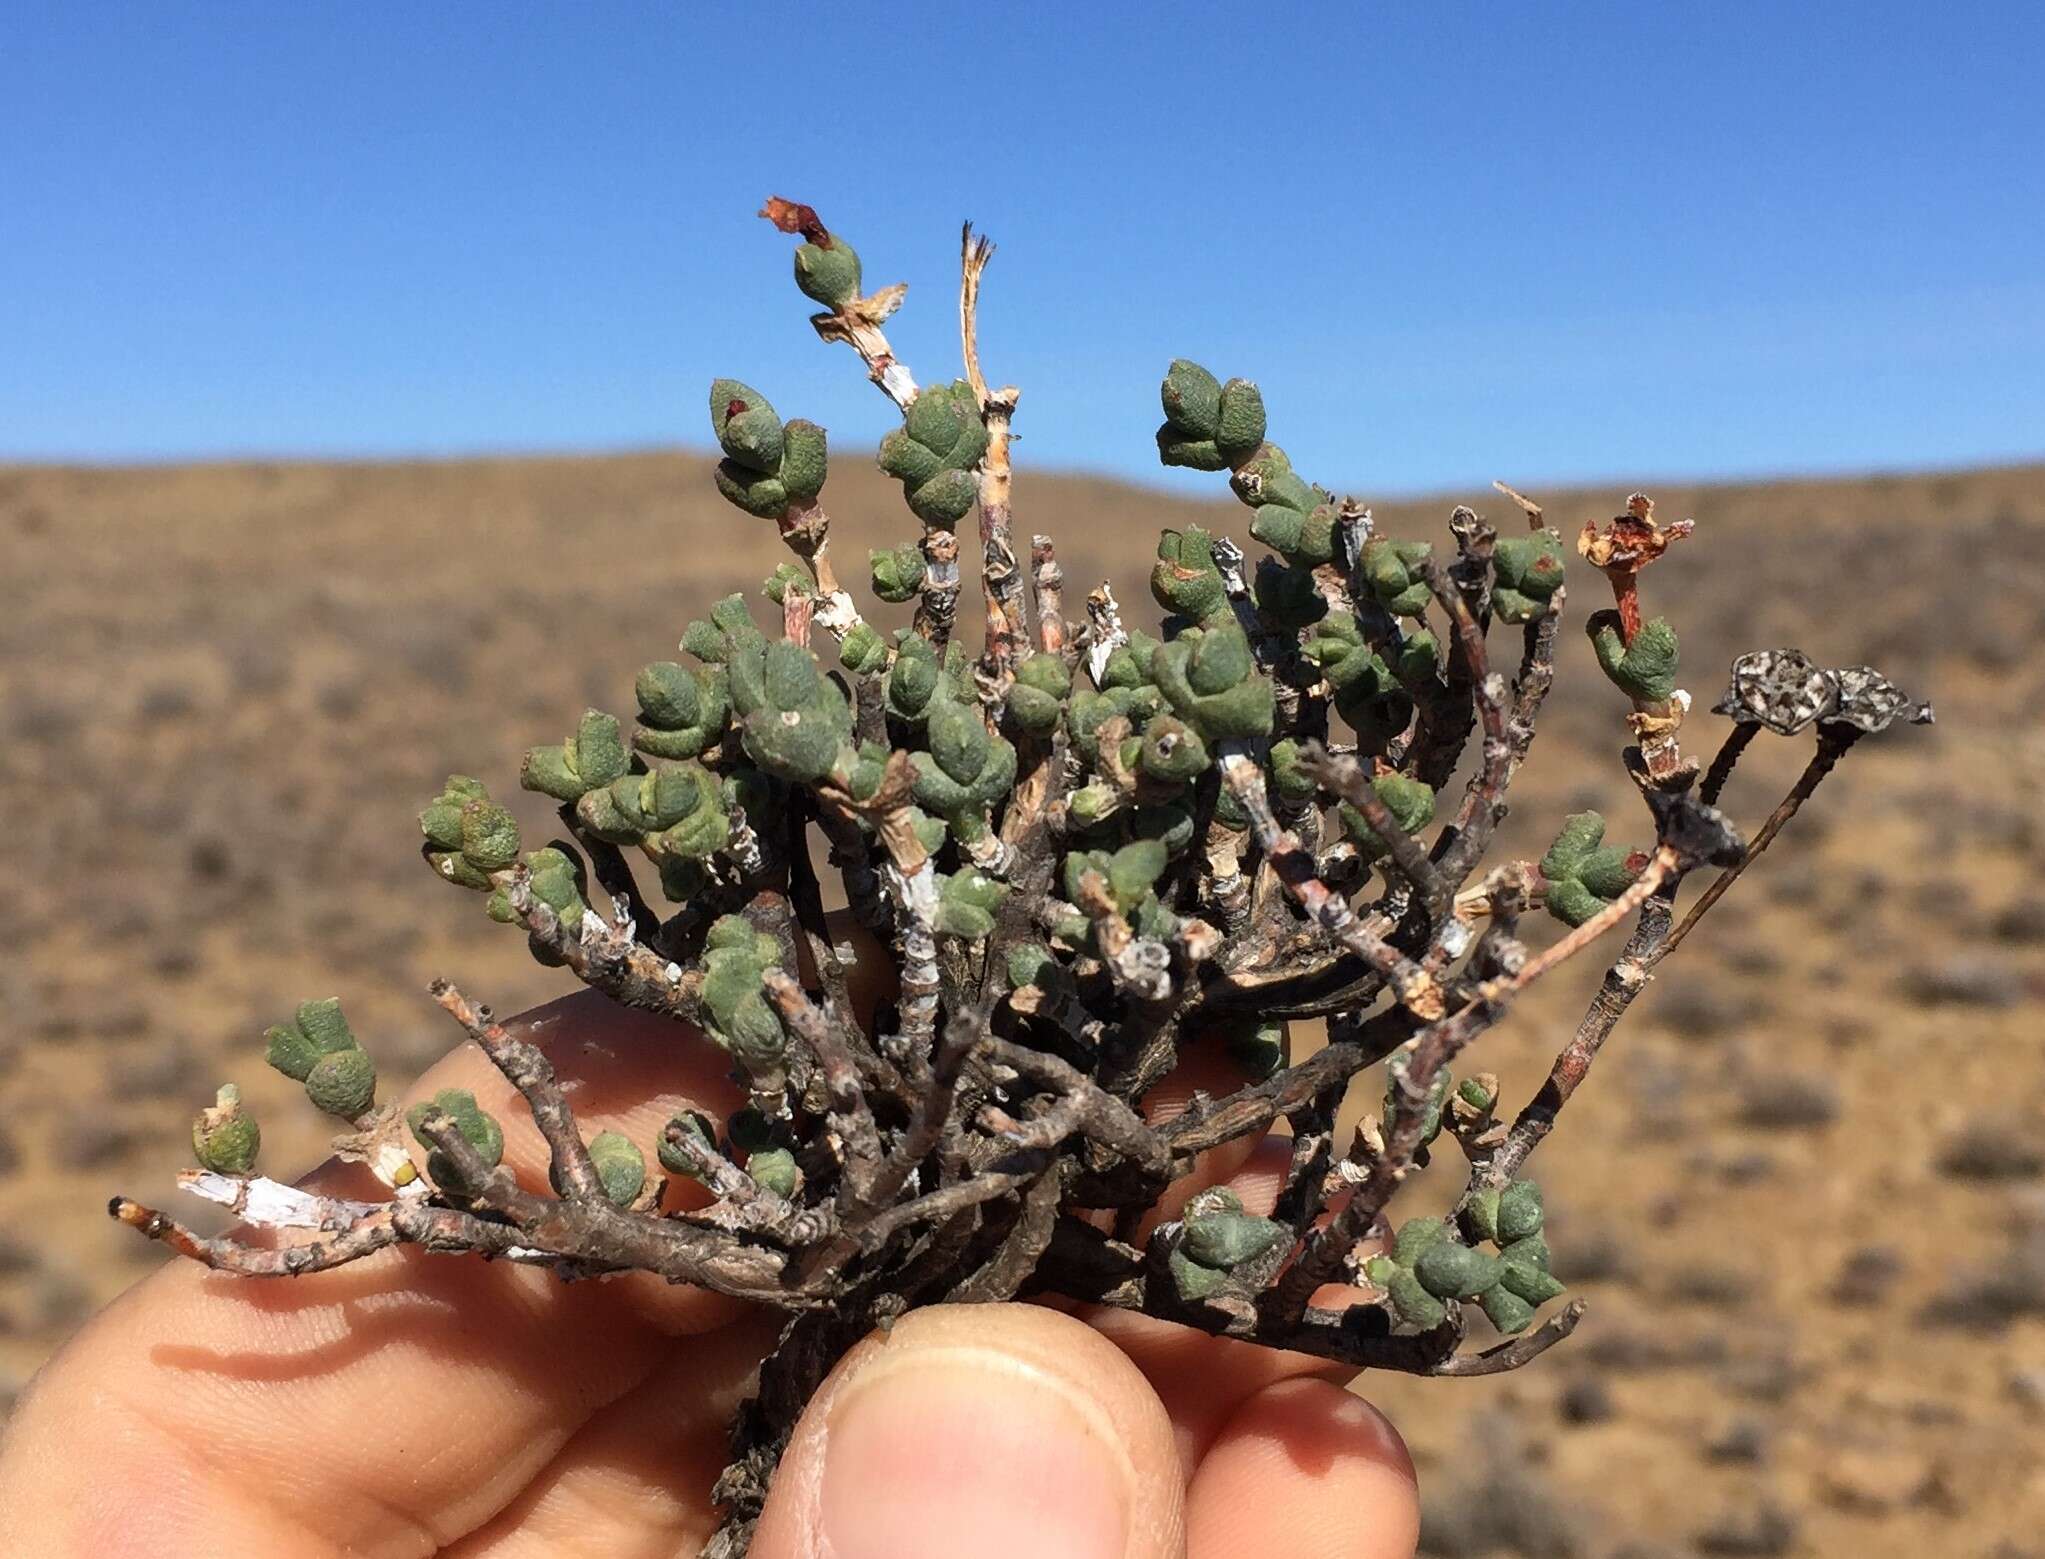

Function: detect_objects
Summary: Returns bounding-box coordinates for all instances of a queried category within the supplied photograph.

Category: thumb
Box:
[750,1303,1183,1559]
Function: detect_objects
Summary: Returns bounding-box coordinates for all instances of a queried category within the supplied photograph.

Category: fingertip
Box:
[1187,1378,1419,1559]
[751,1303,1184,1559]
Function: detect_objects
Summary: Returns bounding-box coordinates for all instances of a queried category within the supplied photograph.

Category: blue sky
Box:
[4,2,2040,493]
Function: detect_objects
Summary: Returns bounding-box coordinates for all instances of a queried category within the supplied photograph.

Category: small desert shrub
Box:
[1937,1117,2045,1182]
[1694,1499,1800,1556]
[1736,1070,1841,1130]
[1901,955,2022,1008]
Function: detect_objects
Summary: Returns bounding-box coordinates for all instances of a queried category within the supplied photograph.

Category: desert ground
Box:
[1,451,2040,1557]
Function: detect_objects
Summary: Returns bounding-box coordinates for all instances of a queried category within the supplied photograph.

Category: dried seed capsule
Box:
[1713,647,1833,735]
[191,1084,260,1175]
[305,1047,377,1119]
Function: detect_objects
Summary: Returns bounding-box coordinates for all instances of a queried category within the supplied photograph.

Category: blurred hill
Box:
[2,453,2041,1556]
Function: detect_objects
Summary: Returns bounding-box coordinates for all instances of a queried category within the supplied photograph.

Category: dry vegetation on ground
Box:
[1,453,2040,1556]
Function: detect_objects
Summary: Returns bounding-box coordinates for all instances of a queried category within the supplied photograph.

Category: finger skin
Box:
[1187,1378,1419,1559]
[444,1309,783,1559]
[750,1304,1185,1559]
[0,990,750,1558]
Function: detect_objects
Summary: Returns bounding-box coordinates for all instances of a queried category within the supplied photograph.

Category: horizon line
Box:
[4,441,2041,507]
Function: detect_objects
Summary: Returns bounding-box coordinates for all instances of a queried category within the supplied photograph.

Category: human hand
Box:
[0,979,1419,1558]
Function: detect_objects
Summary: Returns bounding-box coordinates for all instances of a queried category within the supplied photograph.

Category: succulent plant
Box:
[911,698,1017,852]
[1589,611,1681,704]
[1339,770,1438,863]
[485,845,588,931]
[700,915,788,1083]
[792,228,861,309]
[113,200,1930,1554]
[1491,530,1567,622]
[264,996,360,1082]
[1169,1187,1288,1301]
[1360,537,1436,616]
[1004,651,1071,734]
[306,1047,377,1120]
[191,1084,259,1175]
[407,1087,506,1192]
[1152,622,1275,741]
[521,709,632,802]
[878,379,988,526]
[585,1129,646,1206]
[709,380,828,520]
[1155,360,1266,471]
[869,542,926,603]
[633,660,731,759]
[419,776,521,891]
[1150,525,1231,625]
[1540,812,1646,927]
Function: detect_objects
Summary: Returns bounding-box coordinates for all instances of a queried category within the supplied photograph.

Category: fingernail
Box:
[819,1345,1132,1559]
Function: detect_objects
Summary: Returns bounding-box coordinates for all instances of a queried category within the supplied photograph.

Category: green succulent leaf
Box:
[1588,611,1680,704]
